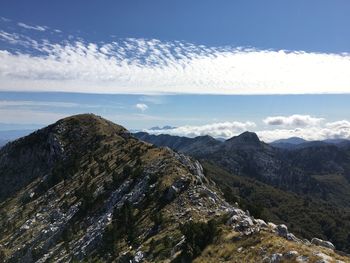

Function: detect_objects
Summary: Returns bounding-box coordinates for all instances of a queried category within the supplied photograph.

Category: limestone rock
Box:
[311,238,335,250]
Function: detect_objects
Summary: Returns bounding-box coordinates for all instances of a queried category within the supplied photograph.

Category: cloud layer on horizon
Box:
[145,115,350,142]
[0,19,350,95]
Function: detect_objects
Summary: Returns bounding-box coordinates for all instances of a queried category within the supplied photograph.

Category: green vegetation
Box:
[203,161,350,253]
[179,219,219,261]
[101,201,138,256]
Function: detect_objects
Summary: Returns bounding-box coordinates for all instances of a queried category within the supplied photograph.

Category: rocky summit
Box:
[0,114,349,263]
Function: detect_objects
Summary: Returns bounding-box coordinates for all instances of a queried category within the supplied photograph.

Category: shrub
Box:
[180,219,218,260]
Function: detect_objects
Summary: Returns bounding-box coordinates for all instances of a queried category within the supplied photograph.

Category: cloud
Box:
[0,27,349,94]
[258,118,350,142]
[263,114,324,127]
[144,115,350,142]
[145,121,256,138]
[0,100,79,108]
[17,22,47,31]
[135,103,148,111]
[257,125,350,142]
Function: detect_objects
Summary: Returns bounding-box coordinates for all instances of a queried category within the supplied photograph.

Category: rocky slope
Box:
[0,114,349,262]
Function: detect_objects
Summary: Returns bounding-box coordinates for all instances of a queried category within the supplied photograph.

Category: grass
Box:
[195,227,350,263]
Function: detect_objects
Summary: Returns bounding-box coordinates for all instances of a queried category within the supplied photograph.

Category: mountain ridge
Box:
[0,114,349,262]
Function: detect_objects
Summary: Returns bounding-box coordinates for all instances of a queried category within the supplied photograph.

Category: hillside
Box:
[0,115,349,262]
[135,131,350,252]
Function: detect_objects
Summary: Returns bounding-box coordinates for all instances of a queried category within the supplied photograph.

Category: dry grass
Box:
[194,227,350,263]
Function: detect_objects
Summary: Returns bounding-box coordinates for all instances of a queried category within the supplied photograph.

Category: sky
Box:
[0,1,350,142]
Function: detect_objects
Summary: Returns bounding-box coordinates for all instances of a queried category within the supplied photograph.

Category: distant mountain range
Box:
[135,131,350,252]
[270,136,350,150]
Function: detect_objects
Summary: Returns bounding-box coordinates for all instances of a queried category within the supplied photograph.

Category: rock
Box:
[311,238,335,250]
[286,233,299,242]
[302,239,311,245]
[276,224,288,238]
[133,250,144,263]
[314,252,332,263]
[268,222,277,231]
[164,185,179,202]
[270,253,283,263]
[296,255,309,262]
[240,216,254,228]
[284,250,299,259]
[255,219,268,228]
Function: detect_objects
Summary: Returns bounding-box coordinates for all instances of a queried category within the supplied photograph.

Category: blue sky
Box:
[0,1,350,141]
[1,0,350,52]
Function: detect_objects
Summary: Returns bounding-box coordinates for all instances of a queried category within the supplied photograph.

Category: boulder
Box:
[311,238,335,250]
[314,252,333,263]
[296,255,309,262]
[286,233,299,242]
[270,253,283,263]
[240,216,254,228]
[276,224,288,238]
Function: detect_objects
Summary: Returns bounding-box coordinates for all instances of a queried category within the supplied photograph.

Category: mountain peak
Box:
[272,137,307,145]
[226,131,261,146]
[52,113,128,137]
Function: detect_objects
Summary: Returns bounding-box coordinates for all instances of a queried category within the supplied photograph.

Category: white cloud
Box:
[0,30,349,94]
[143,115,350,142]
[263,114,324,127]
[135,103,148,111]
[17,22,47,31]
[146,121,256,138]
[0,100,79,108]
[258,119,350,142]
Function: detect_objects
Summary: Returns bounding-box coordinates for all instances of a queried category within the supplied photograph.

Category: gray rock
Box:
[296,255,309,262]
[255,219,268,228]
[240,216,254,228]
[311,238,335,250]
[314,252,332,263]
[286,233,299,242]
[133,251,144,263]
[276,224,288,238]
[270,253,283,263]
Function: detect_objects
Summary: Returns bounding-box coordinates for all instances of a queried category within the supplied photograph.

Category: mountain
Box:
[270,137,308,149]
[271,137,350,150]
[135,130,350,253]
[272,137,308,145]
[1,114,348,262]
[134,132,222,156]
